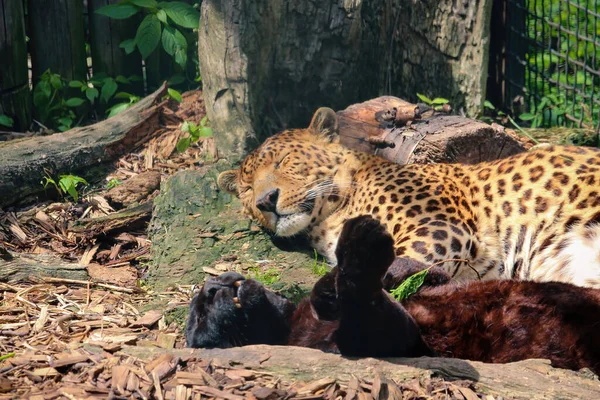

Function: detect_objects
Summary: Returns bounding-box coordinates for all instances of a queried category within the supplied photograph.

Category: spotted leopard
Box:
[218,108,600,287]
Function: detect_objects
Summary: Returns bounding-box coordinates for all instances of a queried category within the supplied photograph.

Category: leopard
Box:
[217,107,600,287]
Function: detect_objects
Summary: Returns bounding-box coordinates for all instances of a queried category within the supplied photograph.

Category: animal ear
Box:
[308,107,339,141]
[217,169,240,196]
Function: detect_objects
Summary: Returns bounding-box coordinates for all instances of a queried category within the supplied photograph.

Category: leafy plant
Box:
[176,117,213,152]
[519,95,566,129]
[0,114,14,128]
[106,92,141,118]
[42,173,89,202]
[97,1,199,70]
[106,178,123,190]
[416,93,450,111]
[311,250,329,277]
[33,70,85,131]
[248,267,281,286]
[390,269,429,301]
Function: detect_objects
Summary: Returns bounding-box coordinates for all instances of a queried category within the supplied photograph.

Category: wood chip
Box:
[112,365,130,393]
[457,386,480,400]
[195,386,245,400]
[156,333,177,349]
[131,310,163,328]
[297,377,335,395]
[50,353,90,368]
[32,367,60,377]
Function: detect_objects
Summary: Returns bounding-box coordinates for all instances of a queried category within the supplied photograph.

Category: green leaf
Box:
[483,100,495,110]
[174,48,187,68]
[431,97,449,105]
[66,97,85,107]
[58,117,73,127]
[86,87,99,103]
[416,93,433,104]
[167,88,182,102]
[114,91,134,99]
[135,14,162,59]
[129,0,158,8]
[519,113,536,121]
[115,75,130,84]
[119,39,136,55]
[69,80,84,88]
[182,120,192,133]
[50,74,62,90]
[161,26,187,56]
[200,116,208,126]
[176,136,192,152]
[156,9,168,24]
[390,269,428,301]
[198,127,213,137]
[0,114,14,128]
[107,103,131,118]
[101,78,118,103]
[159,1,199,29]
[0,353,15,362]
[96,4,139,19]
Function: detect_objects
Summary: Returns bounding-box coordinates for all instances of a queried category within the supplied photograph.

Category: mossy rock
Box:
[147,161,318,292]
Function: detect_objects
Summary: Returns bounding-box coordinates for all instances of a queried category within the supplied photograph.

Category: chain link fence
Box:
[489,0,600,135]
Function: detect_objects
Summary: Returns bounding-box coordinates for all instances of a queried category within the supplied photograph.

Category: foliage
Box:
[164,88,183,102]
[97,1,200,72]
[42,173,88,202]
[106,178,123,190]
[519,94,567,129]
[32,70,142,130]
[176,116,213,152]
[248,267,281,286]
[523,0,600,130]
[390,269,429,301]
[106,92,142,118]
[33,70,83,131]
[0,114,14,128]
[0,353,15,362]
[416,93,450,111]
[311,250,329,277]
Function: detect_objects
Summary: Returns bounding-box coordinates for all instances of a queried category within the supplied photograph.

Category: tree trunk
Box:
[198,0,494,160]
[0,83,167,208]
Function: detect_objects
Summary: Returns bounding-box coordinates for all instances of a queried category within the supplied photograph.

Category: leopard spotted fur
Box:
[218,108,600,287]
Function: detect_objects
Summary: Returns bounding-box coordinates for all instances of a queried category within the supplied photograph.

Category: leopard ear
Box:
[308,107,339,141]
[217,169,240,197]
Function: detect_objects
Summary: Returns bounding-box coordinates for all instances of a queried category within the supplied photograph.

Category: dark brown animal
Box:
[186,216,600,375]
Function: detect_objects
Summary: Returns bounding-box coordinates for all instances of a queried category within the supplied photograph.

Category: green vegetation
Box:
[96,1,201,84]
[390,269,428,301]
[311,250,329,277]
[42,173,88,202]
[247,266,281,286]
[416,93,450,111]
[176,116,214,152]
[524,0,599,130]
[0,114,14,128]
[106,178,123,190]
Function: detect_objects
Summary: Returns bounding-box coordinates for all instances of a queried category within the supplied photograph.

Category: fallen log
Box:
[71,202,153,238]
[121,345,600,400]
[0,252,89,281]
[0,83,168,208]
[337,96,531,164]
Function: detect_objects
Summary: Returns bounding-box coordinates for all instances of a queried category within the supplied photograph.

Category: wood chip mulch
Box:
[0,281,492,400]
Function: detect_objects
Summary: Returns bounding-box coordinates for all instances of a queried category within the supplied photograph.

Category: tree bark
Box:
[0,83,167,208]
[199,0,494,160]
[0,252,89,281]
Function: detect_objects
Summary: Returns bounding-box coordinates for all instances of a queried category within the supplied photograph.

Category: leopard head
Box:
[218,108,358,237]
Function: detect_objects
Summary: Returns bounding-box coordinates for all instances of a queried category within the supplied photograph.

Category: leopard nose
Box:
[256,189,279,213]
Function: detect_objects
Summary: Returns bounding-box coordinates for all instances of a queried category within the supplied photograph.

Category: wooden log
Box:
[0,252,88,282]
[71,202,153,237]
[0,83,167,208]
[337,96,529,165]
[0,0,31,131]
[88,0,143,93]
[28,0,87,83]
[120,345,600,400]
